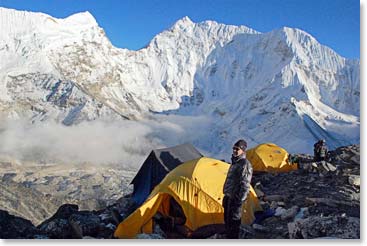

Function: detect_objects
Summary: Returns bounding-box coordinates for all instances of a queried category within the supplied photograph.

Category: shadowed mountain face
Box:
[0,7,359,156]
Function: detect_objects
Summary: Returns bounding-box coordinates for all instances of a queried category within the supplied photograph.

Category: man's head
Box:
[233,139,247,157]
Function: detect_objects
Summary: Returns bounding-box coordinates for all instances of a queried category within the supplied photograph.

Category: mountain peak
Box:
[281,26,317,43]
[171,16,194,31]
[0,7,99,41]
[63,11,98,27]
[274,26,347,68]
[177,16,193,24]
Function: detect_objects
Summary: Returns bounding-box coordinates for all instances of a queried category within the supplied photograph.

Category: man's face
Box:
[232,146,244,157]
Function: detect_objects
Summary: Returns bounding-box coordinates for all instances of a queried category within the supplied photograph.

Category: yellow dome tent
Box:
[246,143,298,173]
[114,157,262,239]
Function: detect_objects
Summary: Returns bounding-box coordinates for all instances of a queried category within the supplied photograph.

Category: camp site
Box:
[111,143,359,239]
[0,142,360,239]
[0,1,360,240]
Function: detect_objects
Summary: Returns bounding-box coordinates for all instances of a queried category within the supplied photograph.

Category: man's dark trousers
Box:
[223,195,242,239]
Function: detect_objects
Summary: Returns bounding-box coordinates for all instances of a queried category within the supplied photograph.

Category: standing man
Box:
[313,140,321,161]
[314,139,328,162]
[318,139,328,162]
[222,139,253,239]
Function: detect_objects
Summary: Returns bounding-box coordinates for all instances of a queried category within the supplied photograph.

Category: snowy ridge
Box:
[0,8,360,156]
[169,26,359,154]
[0,8,100,46]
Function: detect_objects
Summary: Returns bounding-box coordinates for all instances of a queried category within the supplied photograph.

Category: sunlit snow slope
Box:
[0,8,359,155]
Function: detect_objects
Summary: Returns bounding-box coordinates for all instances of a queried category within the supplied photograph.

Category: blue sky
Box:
[0,0,360,58]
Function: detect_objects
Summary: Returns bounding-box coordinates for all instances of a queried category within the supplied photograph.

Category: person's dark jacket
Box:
[223,154,253,205]
[314,141,328,161]
[314,142,320,157]
[319,143,328,158]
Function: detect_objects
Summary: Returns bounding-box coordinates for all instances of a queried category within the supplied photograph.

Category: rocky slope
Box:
[0,160,135,225]
[0,144,360,239]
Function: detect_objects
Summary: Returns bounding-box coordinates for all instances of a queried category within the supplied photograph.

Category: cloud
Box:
[0,114,213,168]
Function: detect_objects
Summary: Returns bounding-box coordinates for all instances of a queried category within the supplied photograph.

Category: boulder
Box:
[37,204,79,238]
[153,223,166,238]
[252,223,269,232]
[68,212,102,238]
[254,182,265,198]
[239,224,256,239]
[36,204,111,239]
[294,207,309,221]
[348,175,360,187]
[38,204,79,227]
[319,162,337,172]
[288,215,360,239]
[113,195,136,218]
[0,210,39,239]
[38,218,73,239]
[281,206,299,221]
[96,223,116,239]
[264,195,287,202]
[274,207,287,217]
[328,145,360,166]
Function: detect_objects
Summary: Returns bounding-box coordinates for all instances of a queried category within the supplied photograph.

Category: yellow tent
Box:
[114,157,262,239]
[246,143,298,173]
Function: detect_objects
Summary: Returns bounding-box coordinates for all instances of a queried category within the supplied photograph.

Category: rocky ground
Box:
[0,145,360,239]
[238,144,360,239]
[0,160,135,225]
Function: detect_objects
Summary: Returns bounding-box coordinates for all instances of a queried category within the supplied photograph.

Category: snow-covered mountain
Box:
[0,7,359,156]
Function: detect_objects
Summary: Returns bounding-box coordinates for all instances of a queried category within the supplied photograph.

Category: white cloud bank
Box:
[0,114,213,168]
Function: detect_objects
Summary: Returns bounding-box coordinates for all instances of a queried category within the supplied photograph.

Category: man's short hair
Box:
[234,139,247,151]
